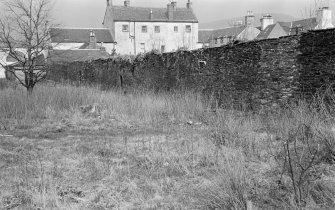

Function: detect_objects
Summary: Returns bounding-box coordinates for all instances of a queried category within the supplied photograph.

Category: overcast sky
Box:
[52,0,334,27]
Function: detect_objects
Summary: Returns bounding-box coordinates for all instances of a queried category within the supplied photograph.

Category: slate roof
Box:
[198,30,215,43]
[48,50,110,63]
[198,26,246,43]
[110,6,198,22]
[277,21,291,34]
[50,28,114,43]
[291,17,317,32]
[256,24,277,39]
[212,26,247,38]
[256,17,318,39]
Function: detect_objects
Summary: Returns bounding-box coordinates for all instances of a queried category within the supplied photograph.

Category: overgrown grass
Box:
[0,83,335,209]
[0,84,207,125]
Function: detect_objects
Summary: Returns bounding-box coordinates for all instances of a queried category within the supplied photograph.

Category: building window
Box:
[185,25,191,33]
[161,45,165,52]
[214,38,218,44]
[155,26,160,33]
[174,26,178,32]
[140,43,145,52]
[142,26,147,33]
[122,25,129,32]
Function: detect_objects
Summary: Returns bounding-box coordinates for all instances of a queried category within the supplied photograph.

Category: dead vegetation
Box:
[0,84,335,209]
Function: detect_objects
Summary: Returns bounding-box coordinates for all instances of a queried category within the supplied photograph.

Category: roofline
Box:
[113,20,198,23]
[50,49,112,51]
[50,27,111,30]
[51,41,116,43]
[111,5,194,10]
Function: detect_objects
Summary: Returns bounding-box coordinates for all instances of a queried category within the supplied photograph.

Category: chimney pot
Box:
[89,30,97,49]
[260,14,274,30]
[187,0,192,9]
[245,10,255,27]
[171,1,177,9]
[316,6,333,29]
[149,9,153,20]
[124,0,130,7]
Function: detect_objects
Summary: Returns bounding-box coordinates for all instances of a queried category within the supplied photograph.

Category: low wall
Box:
[47,28,335,110]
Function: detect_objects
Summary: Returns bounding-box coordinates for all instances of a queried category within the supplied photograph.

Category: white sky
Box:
[50,0,334,27]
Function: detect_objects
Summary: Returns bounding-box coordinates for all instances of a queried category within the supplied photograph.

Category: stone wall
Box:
[47,28,335,110]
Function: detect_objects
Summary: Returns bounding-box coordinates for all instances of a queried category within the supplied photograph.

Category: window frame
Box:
[154,26,160,33]
[122,24,129,32]
[140,43,146,52]
[161,45,165,52]
[174,26,178,33]
[185,25,191,33]
[141,25,148,33]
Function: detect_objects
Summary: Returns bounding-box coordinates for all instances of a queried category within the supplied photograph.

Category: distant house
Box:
[0,49,47,81]
[5,53,46,81]
[49,28,116,54]
[198,11,260,48]
[103,0,199,54]
[0,51,12,79]
[257,7,334,40]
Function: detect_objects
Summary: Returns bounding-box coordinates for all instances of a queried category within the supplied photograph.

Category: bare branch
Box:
[0,0,56,93]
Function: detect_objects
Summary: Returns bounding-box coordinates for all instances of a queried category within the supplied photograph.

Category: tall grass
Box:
[1,83,335,209]
[0,84,209,126]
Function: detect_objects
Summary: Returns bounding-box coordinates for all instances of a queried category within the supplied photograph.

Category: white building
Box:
[49,28,116,54]
[103,0,199,55]
[198,11,261,48]
[257,7,334,40]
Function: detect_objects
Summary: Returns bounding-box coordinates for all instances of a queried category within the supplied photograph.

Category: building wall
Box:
[208,27,260,48]
[0,66,5,79]
[103,8,115,39]
[51,43,115,54]
[113,21,198,55]
[52,43,84,50]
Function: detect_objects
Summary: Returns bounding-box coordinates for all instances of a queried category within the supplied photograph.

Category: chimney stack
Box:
[245,10,255,27]
[167,2,176,20]
[106,0,111,6]
[124,0,130,7]
[316,7,334,29]
[171,1,177,10]
[260,14,274,30]
[89,30,97,49]
[187,0,192,9]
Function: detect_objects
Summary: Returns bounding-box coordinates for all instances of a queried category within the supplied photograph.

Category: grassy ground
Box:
[0,83,335,210]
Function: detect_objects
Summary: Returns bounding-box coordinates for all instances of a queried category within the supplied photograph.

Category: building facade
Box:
[103,0,199,55]
[198,11,260,48]
[257,7,334,40]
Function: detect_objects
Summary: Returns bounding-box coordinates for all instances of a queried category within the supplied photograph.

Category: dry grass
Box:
[0,83,335,209]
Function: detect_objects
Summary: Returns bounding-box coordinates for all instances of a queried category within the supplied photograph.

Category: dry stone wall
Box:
[47,28,335,110]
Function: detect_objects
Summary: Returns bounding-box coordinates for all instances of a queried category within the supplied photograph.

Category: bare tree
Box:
[0,0,55,95]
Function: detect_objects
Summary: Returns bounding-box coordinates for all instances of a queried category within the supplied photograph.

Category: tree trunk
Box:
[25,71,35,97]
[27,85,34,97]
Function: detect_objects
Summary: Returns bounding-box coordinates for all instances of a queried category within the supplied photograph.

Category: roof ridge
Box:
[52,49,106,51]
[214,25,246,30]
[50,27,110,30]
[111,5,190,10]
[199,29,215,31]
